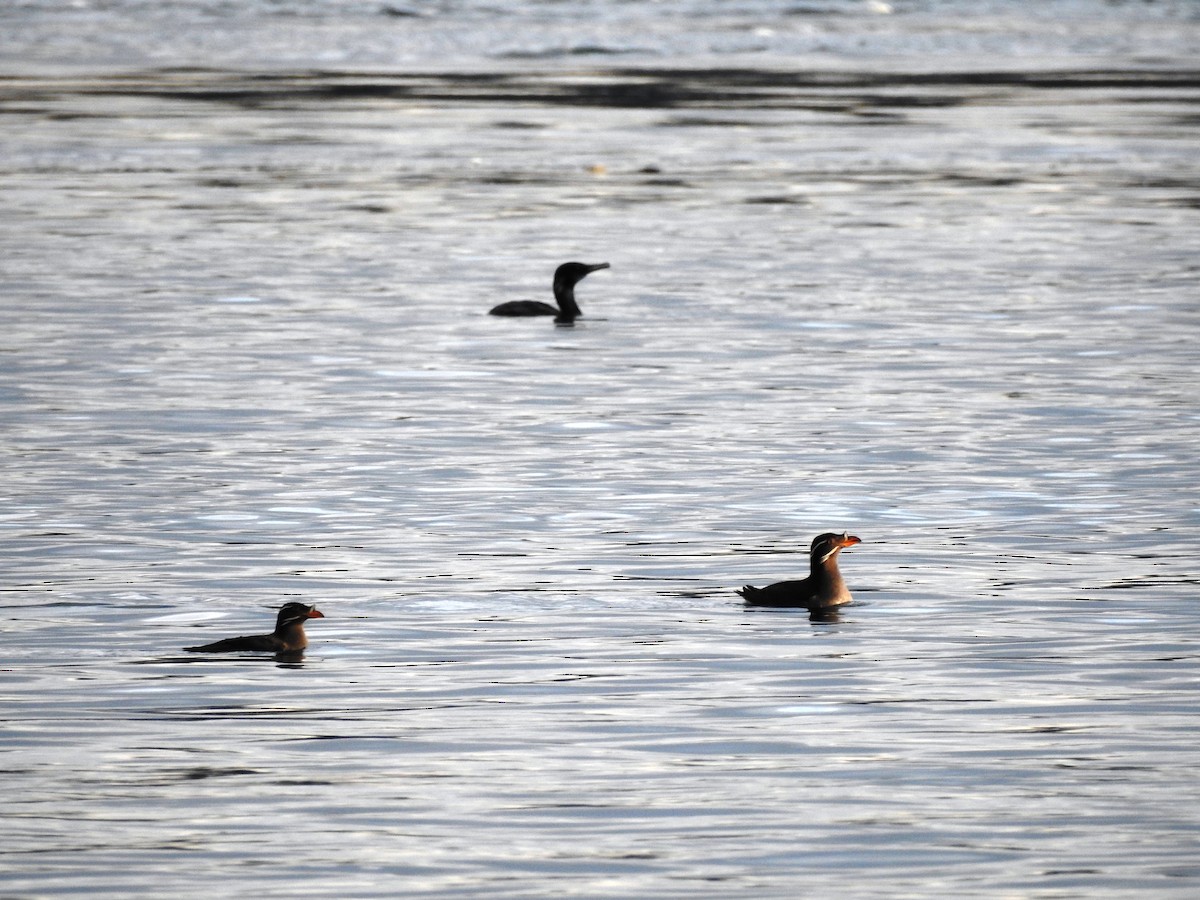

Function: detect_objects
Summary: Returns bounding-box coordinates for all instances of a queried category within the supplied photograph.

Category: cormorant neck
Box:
[553,280,582,321]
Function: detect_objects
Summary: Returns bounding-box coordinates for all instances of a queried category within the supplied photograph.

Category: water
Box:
[3,1,1200,896]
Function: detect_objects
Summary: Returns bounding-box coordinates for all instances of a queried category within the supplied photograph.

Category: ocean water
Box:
[2,1,1200,896]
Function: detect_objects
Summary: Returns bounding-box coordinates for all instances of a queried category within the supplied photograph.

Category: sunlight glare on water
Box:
[2,1,1200,897]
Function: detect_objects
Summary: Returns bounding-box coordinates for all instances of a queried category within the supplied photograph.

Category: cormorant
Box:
[489,261,609,323]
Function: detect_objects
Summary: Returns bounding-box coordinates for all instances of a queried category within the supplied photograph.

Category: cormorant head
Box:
[553,261,609,294]
[552,261,609,323]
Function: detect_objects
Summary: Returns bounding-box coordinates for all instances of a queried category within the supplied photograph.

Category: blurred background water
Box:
[2,1,1199,896]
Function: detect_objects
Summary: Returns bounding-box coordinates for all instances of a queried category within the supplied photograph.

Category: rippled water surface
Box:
[3,1,1200,897]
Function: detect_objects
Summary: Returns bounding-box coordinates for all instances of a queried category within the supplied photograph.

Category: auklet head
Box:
[810,532,861,564]
[275,602,324,632]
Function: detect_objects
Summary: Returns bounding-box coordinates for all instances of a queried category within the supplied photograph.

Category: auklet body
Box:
[185,602,325,654]
[738,532,861,610]
[489,261,609,323]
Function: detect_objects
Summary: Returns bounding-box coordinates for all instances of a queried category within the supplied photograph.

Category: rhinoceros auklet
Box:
[185,602,325,653]
[738,533,861,610]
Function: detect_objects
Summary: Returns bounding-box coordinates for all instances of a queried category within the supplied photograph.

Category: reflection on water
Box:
[2,1,1200,895]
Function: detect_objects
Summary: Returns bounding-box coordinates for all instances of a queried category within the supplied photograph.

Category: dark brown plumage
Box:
[489,261,609,323]
[738,532,861,611]
[185,602,325,654]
